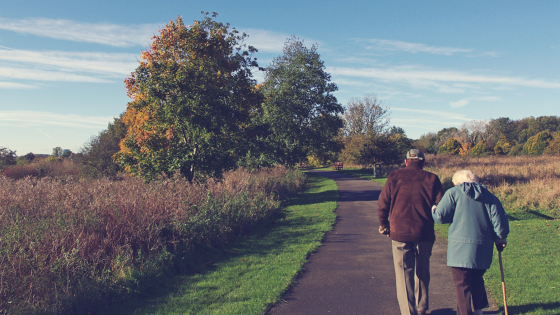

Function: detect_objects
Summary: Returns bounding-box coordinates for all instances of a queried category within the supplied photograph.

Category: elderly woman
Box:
[432,170,509,315]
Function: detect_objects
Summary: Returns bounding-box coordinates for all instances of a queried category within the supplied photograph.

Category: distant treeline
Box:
[414,116,560,156]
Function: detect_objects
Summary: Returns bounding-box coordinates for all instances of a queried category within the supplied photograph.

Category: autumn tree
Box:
[114,14,262,181]
[438,138,461,155]
[260,36,343,165]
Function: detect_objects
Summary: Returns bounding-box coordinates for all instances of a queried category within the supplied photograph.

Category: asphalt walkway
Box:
[267,170,458,315]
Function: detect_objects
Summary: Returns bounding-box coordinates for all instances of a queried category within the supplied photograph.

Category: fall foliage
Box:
[114,13,262,181]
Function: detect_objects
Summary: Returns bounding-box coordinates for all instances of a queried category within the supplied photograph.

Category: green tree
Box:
[78,115,127,177]
[544,132,560,156]
[493,134,512,155]
[413,132,438,155]
[438,138,461,155]
[0,147,16,169]
[470,141,490,156]
[340,132,411,166]
[488,117,517,144]
[261,36,343,165]
[114,14,262,182]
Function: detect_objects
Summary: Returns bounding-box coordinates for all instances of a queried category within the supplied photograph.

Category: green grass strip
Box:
[484,219,560,315]
[108,172,338,315]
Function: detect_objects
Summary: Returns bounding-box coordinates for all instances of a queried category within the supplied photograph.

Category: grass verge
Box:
[107,172,338,315]
[484,219,560,315]
[435,218,560,315]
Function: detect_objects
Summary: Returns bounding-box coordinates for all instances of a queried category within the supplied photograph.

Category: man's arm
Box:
[377,182,391,229]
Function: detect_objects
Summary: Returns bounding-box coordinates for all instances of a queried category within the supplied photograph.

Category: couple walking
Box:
[377,149,509,315]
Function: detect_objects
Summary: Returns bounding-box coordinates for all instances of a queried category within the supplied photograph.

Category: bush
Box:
[438,138,461,155]
[470,141,490,157]
[544,133,560,156]
[507,142,524,156]
[1,164,40,179]
[522,131,551,155]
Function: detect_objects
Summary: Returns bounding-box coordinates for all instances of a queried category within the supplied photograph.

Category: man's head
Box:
[405,149,425,168]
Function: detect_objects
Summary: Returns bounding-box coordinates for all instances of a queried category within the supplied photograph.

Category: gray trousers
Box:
[391,240,434,315]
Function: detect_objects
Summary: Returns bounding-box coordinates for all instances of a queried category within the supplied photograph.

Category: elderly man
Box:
[378,149,444,315]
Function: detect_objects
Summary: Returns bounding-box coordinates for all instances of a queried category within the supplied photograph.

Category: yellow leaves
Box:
[459,142,473,156]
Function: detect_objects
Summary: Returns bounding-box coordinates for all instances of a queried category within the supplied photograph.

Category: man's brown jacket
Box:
[377,163,444,242]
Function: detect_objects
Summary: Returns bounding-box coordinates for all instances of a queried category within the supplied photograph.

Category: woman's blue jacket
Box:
[432,182,509,269]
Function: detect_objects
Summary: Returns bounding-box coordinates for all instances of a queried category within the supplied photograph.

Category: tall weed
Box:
[0,166,305,314]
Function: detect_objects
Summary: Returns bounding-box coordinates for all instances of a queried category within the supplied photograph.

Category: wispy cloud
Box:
[243,29,288,53]
[0,81,37,89]
[0,67,110,83]
[0,47,138,76]
[329,66,560,89]
[0,111,113,128]
[449,96,502,108]
[0,17,159,47]
[361,39,473,55]
[390,107,476,132]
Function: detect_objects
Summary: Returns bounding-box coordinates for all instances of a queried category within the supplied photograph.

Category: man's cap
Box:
[406,149,425,160]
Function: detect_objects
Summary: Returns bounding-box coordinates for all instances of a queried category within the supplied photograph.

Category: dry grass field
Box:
[424,154,560,219]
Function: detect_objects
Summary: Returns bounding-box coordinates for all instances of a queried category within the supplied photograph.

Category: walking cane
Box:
[498,246,509,315]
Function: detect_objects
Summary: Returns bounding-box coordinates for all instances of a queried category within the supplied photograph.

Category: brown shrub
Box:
[1,164,40,179]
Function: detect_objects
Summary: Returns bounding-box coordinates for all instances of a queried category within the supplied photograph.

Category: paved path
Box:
[267,170,457,315]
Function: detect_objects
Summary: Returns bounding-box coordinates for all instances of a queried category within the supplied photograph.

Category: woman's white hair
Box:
[452,170,479,186]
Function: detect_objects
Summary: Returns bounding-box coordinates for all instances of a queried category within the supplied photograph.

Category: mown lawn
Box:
[107,172,338,315]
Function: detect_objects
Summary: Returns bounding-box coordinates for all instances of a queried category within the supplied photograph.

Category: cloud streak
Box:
[0,66,110,83]
[0,17,159,47]
[362,39,473,55]
[0,81,37,89]
[0,47,138,76]
[449,96,501,108]
[243,29,288,53]
[329,66,560,89]
[0,111,114,128]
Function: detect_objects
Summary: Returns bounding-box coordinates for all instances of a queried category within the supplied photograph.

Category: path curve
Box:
[267,170,457,315]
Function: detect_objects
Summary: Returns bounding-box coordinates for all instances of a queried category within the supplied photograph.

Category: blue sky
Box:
[1,0,558,154]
